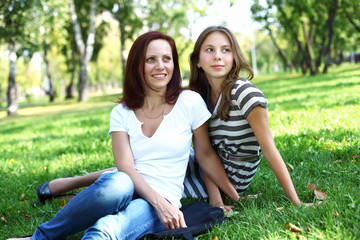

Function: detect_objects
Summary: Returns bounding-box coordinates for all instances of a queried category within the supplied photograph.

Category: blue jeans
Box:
[31,171,165,240]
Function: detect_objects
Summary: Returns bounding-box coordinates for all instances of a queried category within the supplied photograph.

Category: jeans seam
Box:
[124,216,161,239]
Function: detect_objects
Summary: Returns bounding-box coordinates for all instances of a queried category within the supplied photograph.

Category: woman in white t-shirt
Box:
[10,31,238,240]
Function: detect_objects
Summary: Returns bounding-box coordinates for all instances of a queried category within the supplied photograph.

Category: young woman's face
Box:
[197,32,234,83]
[144,39,174,92]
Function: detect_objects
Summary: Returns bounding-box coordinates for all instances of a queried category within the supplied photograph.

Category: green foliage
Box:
[1,59,359,239]
[251,0,360,74]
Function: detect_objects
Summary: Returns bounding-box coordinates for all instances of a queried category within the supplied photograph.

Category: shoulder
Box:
[176,90,209,117]
[178,89,205,104]
[231,78,266,99]
[111,102,131,117]
[232,78,257,92]
[112,102,128,112]
[180,89,202,98]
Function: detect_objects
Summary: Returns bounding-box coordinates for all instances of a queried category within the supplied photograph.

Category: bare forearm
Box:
[265,151,301,205]
[200,156,239,202]
[202,171,224,207]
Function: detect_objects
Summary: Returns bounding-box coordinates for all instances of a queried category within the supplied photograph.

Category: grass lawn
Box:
[1,63,359,239]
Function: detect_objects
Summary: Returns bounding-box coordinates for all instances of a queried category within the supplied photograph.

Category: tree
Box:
[322,0,338,73]
[251,0,343,75]
[341,0,360,33]
[109,0,142,82]
[0,0,36,115]
[251,1,292,71]
[68,0,98,102]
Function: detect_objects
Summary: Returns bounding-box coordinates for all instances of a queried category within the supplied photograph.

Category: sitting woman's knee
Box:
[95,171,134,201]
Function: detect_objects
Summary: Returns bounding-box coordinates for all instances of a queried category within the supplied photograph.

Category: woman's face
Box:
[197,32,234,83]
[144,39,174,93]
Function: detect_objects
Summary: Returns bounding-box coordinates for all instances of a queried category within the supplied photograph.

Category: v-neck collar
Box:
[132,92,182,138]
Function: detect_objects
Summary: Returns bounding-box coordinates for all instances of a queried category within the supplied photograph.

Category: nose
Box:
[155,59,165,69]
[214,50,222,60]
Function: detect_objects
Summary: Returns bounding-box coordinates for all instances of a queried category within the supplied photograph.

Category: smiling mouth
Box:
[153,74,166,77]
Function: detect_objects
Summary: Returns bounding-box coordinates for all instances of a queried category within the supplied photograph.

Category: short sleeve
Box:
[181,90,211,130]
[232,79,268,118]
[108,104,129,136]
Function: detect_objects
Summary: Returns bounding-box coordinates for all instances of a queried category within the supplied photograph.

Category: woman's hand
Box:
[223,205,235,213]
[154,198,187,230]
[211,202,235,213]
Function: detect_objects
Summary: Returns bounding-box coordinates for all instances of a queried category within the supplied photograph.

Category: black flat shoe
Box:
[32,182,78,207]
[32,182,53,207]
[37,181,53,202]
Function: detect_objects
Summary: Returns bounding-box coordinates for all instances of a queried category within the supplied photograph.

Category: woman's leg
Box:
[82,198,165,240]
[48,167,116,196]
[31,171,133,240]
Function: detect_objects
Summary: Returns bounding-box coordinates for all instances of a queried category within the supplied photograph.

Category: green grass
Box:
[1,64,359,239]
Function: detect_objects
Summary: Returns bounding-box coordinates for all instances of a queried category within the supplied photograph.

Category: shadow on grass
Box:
[0,101,116,128]
[255,64,360,100]
[0,93,121,124]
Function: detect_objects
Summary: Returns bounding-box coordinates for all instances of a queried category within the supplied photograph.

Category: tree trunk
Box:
[277,6,306,74]
[301,13,316,75]
[65,80,75,99]
[323,0,338,73]
[43,42,55,102]
[7,38,18,116]
[293,32,307,74]
[78,62,88,102]
[267,26,292,71]
[316,34,326,68]
[65,43,77,99]
[69,0,97,102]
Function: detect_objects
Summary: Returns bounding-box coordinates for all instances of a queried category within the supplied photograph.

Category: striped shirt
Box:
[183,79,268,198]
[208,78,267,194]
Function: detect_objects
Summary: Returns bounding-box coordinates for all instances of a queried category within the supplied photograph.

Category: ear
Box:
[197,63,201,68]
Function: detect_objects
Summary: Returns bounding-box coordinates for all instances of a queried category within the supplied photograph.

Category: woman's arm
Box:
[192,122,239,203]
[246,106,301,206]
[202,172,235,212]
[111,131,186,229]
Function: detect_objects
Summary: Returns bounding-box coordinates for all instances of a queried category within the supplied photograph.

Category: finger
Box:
[173,218,180,229]
[164,223,170,230]
[165,222,173,230]
[224,206,234,212]
[168,217,178,230]
[170,221,176,230]
[179,212,187,228]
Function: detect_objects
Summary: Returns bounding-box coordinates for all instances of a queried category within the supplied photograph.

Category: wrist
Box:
[211,201,224,208]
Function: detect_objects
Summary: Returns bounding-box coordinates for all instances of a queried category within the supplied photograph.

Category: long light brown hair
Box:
[189,26,253,121]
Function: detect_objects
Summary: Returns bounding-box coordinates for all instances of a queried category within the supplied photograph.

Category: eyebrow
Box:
[203,44,231,48]
[146,54,172,57]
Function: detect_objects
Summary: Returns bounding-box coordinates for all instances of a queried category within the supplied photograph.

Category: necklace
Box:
[141,103,166,119]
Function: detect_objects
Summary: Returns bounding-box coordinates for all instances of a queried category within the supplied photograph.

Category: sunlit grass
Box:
[1,64,359,239]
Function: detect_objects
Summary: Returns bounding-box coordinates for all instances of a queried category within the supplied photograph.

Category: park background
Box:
[1,0,359,239]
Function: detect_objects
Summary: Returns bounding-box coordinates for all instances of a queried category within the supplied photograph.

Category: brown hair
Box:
[189,26,253,121]
[118,31,182,109]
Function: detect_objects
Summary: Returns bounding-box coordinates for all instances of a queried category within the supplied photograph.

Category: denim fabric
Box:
[82,198,165,239]
[31,171,136,240]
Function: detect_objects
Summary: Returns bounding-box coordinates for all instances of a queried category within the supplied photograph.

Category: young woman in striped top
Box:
[184,26,302,211]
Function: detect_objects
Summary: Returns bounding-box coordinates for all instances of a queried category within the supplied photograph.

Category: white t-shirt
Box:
[109,90,211,208]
